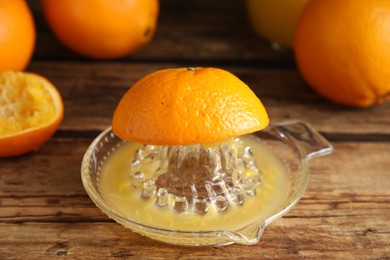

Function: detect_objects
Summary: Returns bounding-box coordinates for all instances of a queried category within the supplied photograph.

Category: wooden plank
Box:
[0,208,388,259]
[0,137,91,197]
[1,191,389,231]
[306,142,390,194]
[1,138,389,196]
[0,196,106,224]
[1,140,389,259]
[25,61,390,135]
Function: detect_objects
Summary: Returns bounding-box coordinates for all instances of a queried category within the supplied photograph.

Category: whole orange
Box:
[0,0,35,71]
[294,0,390,107]
[246,0,309,49]
[0,71,64,157]
[41,0,159,59]
[112,67,269,145]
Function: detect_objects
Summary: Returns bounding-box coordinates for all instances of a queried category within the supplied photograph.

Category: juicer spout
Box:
[224,221,266,245]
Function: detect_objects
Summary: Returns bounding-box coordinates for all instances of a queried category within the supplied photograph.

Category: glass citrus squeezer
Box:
[81,68,333,246]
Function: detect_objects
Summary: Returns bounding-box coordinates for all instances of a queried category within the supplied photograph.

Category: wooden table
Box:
[1,1,389,259]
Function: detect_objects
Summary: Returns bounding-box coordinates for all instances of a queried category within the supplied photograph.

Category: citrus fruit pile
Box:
[0,72,63,157]
[0,0,159,70]
[112,67,269,145]
[294,0,390,107]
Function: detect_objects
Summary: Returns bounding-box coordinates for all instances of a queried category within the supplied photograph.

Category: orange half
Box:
[112,67,269,145]
[0,71,64,157]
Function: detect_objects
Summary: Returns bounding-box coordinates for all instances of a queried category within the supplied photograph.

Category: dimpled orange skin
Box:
[0,72,64,157]
[294,0,390,107]
[41,0,159,59]
[0,0,35,71]
[112,68,269,146]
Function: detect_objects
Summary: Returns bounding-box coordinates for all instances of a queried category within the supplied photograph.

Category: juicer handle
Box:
[273,121,334,161]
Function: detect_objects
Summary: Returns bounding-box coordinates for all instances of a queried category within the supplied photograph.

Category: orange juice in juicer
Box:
[81,68,333,246]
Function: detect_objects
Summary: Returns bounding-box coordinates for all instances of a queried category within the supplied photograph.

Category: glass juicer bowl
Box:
[81,121,333,246]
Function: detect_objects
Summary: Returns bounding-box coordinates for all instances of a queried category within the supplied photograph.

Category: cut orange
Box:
[112,67,269,145]
[0,71,64,157]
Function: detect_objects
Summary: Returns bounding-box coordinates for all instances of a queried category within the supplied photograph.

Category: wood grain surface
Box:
[1,0,389,259]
